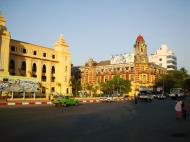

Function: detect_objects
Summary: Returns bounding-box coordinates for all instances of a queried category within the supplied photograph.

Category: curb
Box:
[0,101,53,106]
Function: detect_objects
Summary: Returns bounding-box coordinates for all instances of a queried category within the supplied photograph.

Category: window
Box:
[42,87,46,94]
[41,76,46,82]
[65,56,67,60]
[51,66,55,74]
[51,87,55,92]
[43,53,46,57]
[20,61,26,76]
[11,46,15,52]
[141,48,143,52]
[131,67,134,72]
[21,61,26,71]
[159,58,162,61]
[130,75,135,81]
[52,55,55,59]
[51,76,55,82]
[32,63,37,72]
[141,66,144,71]
[42,65,46,73]
[33,51,37,55]
[65,66,67,72]
[9,60,15,75]
[23,48,27,54]
[66,88,69,94]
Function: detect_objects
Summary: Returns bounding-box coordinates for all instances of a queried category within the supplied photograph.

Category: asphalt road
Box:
[0,99,190,142]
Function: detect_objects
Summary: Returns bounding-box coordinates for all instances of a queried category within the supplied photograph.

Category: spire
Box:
[54,34,69,47]
[0,11,6,26]
[54,34,69,52]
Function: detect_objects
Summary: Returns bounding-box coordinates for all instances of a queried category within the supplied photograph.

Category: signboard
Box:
[0,79,39,92]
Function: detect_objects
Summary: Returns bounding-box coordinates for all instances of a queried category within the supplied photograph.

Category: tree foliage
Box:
[155,68,189,93]
[71,76,81,97]
[100,76,131,96]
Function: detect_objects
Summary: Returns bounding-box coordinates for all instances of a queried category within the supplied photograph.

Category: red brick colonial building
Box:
[80,35,166,96]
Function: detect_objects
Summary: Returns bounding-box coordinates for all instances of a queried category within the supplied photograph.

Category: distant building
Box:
[149,44,177,70]
[0,14,71,99]
[110,53,134,64]
[80,35,167,96]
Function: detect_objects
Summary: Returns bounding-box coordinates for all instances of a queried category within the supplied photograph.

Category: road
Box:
[0,99,190,142]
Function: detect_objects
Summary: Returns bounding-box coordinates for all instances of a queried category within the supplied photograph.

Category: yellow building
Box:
[0,14,71,100]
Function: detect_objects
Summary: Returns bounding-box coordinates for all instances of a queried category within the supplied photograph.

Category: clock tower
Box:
[134,35,148,63]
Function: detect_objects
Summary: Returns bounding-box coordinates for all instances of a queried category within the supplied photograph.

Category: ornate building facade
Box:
[0,14,71,99]
[80,35,167,96]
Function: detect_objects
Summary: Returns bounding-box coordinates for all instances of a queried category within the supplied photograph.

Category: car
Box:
[137,92,154,102]
[99,97,114,102]
[53,96,79,107]
[156,94,166,100]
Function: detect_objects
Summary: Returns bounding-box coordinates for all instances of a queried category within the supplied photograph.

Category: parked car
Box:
[137,92,154,102]
[156,94,166,100]
[99,97,114,102]
[53,96,79,107]
[169,88,184,99]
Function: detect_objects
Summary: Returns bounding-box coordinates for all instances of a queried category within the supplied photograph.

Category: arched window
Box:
[9,60,15,75]
[21,61,26,71]
[32,63,37,72]
[32,63,37,77]
[42,64,46,81]
[51,66,55,74]
[42,64,46,73]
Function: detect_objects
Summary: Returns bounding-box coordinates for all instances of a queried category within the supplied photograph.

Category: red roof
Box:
[136,35,144,42]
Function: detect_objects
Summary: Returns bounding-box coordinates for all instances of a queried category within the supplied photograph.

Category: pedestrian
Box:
[134,90,138,104]
[175,99,183,119]
[134,94,137,104]
[182,97,189,120]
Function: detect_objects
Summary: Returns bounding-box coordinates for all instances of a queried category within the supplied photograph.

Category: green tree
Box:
[155,67,189,93]
[183,78,190,94]
[100,76,131,96]
[71,76,81,97]
[85,83,93,97]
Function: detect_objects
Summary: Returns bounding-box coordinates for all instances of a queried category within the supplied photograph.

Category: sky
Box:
[0,0,190,72]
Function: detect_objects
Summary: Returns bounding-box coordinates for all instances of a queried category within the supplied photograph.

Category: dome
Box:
[136,34,144,42]
[160,44,169,50]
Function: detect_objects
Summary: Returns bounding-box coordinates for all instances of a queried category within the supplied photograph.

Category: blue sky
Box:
[1,0,190,72]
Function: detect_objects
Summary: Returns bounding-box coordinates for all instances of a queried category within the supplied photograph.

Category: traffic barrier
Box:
[0,101,53,106]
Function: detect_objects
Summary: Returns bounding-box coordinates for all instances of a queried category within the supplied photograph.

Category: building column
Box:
[37,61,42,82]
[26,58,32,77]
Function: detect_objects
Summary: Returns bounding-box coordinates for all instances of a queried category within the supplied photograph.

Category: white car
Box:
[99,97,114,102]
[156,94,166,99]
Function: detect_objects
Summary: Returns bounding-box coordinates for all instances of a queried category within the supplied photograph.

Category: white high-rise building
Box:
[149,44,177,70]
